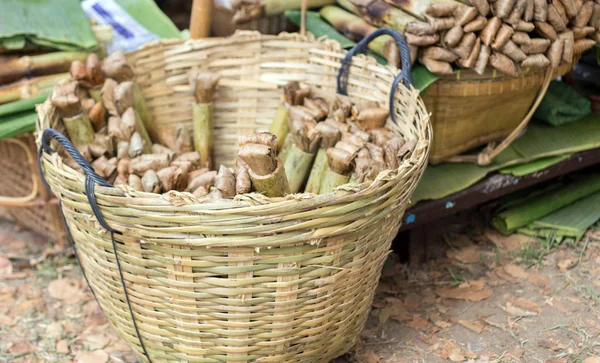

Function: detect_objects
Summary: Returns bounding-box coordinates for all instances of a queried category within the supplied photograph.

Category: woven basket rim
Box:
[36,32,431,212]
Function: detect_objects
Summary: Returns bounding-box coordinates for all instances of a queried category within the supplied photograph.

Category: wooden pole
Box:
[190,0,213,39]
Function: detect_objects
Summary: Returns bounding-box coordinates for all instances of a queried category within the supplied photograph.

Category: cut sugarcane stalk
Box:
[338,0,437,35]
[284,143,318,193]
[234,0,336,23]
[305,120,342,193]
[0,51,90,85]
[319,147,353,193]
[189,71,220,169]
[269,105,289,151]
[238,133,290,197]
[122,107,152,154]
[216,165,236,198]
[102,51,134,82]
[320,5,401,67]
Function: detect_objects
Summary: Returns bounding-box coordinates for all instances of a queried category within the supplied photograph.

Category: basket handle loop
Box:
[39,128,112,187]
[337,28,413,125]
[448,66,554,165]
[38,128,152,362]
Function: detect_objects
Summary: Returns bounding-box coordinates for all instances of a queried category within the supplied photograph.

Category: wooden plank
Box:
[400,148,600,231]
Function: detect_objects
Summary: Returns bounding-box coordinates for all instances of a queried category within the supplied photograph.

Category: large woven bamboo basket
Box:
[36,31,430,362]
[0,134,66,244]
[424,60,577,164]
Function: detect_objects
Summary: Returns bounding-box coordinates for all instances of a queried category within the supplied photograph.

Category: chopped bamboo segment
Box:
[51,92,95,147]
[406,33,440,46]
[86,53,104,88]
[101,79,119,116]
[187,170,217,192]
[453,32,477,58]
[490,52,519,76]
[157,166,184,192]
[174,151,202,167]
[573,38,596,53]
[128,132,144,158]
[114,81,134,115]
[215,165,236,198]
[500,40,527,61]
[559,31,574,63]
[129,154,171,175]
[236,166,251,194]
[238,136,290,198]
[546,38,564,67]
[525,0,535,20]
[305,121,343,194]
[102,51,134,82]
[122,107,152,153]
[575,1,595,25]
[92,156,117,181]
[468,0,490,15]
[464,16,488,31]
[474,44,492,74]
[491,25,515,50]
[536,21,559,40]
[370,128,395,146]
[512,32,532,45]
[522,38,551,53]
[515,20,536,31]
[238,133,279,151]
[189,71,220,169]
[284,112,321,193]
[356,108,389,129]
[88,101,106,132]
[444,25,464,47]
[573,25,596,38]
[70,60,86,84]
[421,57,454,75]
[353,157,385,182]
[117,141,129,159]
[506,0,528,24]
[319,147,354,193]
[534,0,548,21]
[128,174,143,191]
[457,38,482,68]
[590,4,600,28]
[142,170,161,193]
[521,53,551,67]
[558,0,578,18]
[547,5,567,31]
[495,0,518,18]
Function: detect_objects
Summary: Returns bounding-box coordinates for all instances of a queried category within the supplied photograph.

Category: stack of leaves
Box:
[320,0,599,76]
[0,0,97,52]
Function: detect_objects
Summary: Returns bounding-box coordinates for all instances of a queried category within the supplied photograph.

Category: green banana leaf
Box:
[526,191,600,239]
[413,114,600,203]
[499,155,570,177]
[0,94,49,118]
[492,174,600,234]
[284,10,439,93]
[0,111,37,140]
[0,0,97,51]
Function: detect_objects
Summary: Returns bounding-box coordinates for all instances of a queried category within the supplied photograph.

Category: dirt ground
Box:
[1,215,600,363]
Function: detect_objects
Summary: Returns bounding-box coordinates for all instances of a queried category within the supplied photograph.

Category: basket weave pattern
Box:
[0,134,65,243]
[424,61,576,164]
[37,32,430,362]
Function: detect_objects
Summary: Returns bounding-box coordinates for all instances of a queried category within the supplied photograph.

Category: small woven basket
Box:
[424,60,578,165]
[36,31,430,362]
[0,134,66,244]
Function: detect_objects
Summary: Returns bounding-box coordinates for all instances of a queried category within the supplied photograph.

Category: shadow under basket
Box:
[37,32,431,362]
[424,61,577,165]
[0,134,66,244]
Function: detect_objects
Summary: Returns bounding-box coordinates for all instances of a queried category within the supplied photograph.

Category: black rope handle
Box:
[337,28,413,125]
[38,128,152,362]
